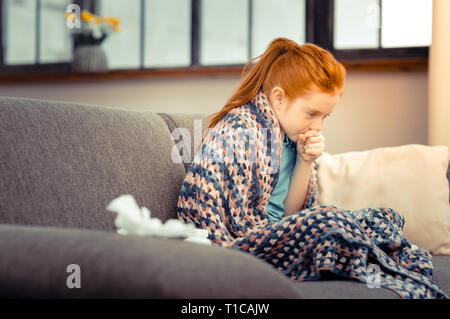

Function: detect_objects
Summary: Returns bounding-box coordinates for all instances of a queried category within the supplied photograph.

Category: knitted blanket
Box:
[177,89,448,299]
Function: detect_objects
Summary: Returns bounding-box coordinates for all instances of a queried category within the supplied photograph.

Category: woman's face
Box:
[268,86,341,143]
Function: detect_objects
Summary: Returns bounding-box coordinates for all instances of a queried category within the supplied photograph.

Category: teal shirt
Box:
[266,133,298,224]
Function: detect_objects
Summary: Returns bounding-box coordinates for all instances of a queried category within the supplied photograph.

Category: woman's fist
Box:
[297,130,325,162]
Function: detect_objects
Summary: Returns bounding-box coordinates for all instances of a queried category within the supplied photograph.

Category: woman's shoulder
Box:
[198,104,260,157]
[213,103,259,133]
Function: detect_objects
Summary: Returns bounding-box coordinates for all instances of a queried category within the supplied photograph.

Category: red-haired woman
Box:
[177,37,447,299]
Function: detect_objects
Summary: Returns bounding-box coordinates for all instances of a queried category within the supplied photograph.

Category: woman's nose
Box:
[310,119,322,132]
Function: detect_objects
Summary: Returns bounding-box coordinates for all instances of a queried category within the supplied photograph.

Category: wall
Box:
[429,0,450,156]
[0,70,428,155]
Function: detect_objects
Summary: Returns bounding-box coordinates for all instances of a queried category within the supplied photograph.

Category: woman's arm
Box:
[283,130,324,217]
[283,157,314,217]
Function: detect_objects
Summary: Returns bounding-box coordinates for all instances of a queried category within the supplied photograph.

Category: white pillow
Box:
[314,144,450,255]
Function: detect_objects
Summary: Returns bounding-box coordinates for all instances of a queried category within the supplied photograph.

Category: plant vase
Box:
[72,44,108,72]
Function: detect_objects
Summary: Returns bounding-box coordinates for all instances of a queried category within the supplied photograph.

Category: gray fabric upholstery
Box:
[294,255,450,299]
[294,280,401,299]
[0,224,303,299]
[157,112,211,172]
[0,97,186,230]
[431,256,450,296]
[2,223,448,299]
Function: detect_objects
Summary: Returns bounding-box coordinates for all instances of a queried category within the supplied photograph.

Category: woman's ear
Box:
[271,87,285,110]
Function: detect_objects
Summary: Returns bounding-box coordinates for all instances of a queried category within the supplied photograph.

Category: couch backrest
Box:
[0,97,195,232]
[157,112,211,172]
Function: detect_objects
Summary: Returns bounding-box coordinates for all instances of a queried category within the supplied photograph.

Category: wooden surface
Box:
[0,59,428,85]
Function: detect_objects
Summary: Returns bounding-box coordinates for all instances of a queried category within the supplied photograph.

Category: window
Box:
[3,0,72,64]
[329,0,432,60]
[200,0,307,66]
[0,0,431,78]
[4,0,37,65]
[40,0,73,63]
[334,0,379,49]
[381,0,432,48]
[1,0,74,74]
[251,0,306,58]
[200,0,249,66]
[144,0,191,68]
[97,0,141,69]
[334,0,432,49]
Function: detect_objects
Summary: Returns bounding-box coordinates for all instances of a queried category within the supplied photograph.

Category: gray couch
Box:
[0,96,449,299]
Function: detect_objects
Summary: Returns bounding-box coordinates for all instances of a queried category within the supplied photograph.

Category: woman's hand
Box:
[297,130,325,162]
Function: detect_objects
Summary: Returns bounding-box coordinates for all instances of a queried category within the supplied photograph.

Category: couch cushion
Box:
[0,224,303,298]
[293,256,450,299]
[157,112,211,172]
[431,256,450,297]
[0,97,186,230]
[294,279,401,299]
[315,145,450,255]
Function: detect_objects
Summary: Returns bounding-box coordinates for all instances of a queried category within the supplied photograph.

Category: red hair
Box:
[196,38,346,152]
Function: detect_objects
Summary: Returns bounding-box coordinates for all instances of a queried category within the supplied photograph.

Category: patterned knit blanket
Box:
[229,205,448,298]
[177,89,448,299]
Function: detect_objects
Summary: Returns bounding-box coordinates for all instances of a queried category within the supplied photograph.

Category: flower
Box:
[65,10,121,46]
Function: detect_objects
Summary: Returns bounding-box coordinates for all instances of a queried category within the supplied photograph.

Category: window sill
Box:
[0,58,428,85]
[341,58,428,72]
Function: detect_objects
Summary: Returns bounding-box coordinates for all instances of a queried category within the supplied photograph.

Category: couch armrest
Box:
[0,224,302,298]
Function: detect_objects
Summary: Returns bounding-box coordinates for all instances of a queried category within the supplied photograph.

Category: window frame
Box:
[0,0,91,74]
[307,0,429,61]
[0,0,429,83]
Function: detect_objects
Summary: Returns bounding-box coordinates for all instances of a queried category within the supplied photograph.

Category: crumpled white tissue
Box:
[106,194,211,245]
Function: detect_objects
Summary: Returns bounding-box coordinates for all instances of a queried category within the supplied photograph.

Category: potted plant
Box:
[65,10,121,72]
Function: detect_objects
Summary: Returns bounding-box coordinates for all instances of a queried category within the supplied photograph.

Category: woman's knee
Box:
[306,205,348,225]
[285,205,345,223]
[313,205,344,214]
